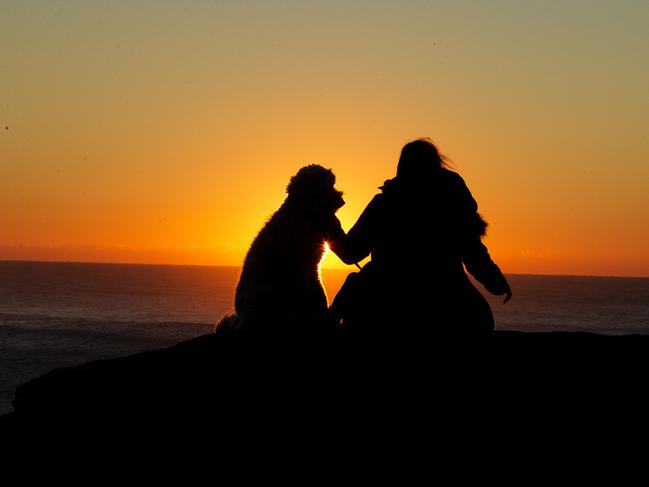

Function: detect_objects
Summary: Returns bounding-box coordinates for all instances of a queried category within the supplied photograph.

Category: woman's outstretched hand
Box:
[484,276,512,303]
[503,288,512,303]
[501,283,512,303]
[490,281,512,303]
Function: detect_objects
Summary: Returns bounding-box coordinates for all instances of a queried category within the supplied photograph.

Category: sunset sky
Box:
[1,1,648,276]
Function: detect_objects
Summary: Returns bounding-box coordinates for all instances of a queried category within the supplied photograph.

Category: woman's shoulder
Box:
[439,169,474,199]
[440,168,466,185]
[367,192,386,210]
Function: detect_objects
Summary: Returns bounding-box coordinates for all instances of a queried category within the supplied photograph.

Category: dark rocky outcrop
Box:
[2,328,649,480]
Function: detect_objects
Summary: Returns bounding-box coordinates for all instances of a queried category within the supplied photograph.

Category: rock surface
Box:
[2,328,649,480]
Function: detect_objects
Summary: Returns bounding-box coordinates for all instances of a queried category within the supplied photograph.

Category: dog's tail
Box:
[214,313,239,334]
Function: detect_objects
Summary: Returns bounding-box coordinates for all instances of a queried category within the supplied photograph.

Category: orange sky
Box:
[1,1,648,277]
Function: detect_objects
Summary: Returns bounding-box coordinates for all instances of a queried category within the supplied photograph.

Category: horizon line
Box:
[1,258,648,280]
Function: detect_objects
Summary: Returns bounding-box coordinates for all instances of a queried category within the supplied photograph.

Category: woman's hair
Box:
[396,138,450,181]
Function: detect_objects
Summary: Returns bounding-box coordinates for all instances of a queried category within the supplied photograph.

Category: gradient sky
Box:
[1,1,648,276]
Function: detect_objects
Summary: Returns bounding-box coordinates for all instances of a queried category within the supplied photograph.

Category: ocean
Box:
[2,260,649,414]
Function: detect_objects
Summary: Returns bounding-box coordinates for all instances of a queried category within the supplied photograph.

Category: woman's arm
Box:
[452,173,512,302]
[327,196,380,265]
[462,238,512,303]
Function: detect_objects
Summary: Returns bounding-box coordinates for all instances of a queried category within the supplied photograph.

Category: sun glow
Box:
[318,242,330,279]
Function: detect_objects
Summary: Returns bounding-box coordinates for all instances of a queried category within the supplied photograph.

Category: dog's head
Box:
[286,164,344,213]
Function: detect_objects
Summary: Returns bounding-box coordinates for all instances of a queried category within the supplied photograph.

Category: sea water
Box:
[2,261,649,414]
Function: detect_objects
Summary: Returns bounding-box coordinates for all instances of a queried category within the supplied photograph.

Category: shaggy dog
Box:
[224,164,345,336]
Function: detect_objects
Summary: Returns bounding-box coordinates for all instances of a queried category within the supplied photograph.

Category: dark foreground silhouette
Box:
[2,324,649,480]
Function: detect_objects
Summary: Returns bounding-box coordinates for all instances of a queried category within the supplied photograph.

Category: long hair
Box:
[396,138,451,182]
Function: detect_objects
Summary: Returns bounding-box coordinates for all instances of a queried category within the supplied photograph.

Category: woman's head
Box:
[396,138,449,182]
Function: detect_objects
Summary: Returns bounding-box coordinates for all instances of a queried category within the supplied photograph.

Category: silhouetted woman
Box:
[329,138,511,335]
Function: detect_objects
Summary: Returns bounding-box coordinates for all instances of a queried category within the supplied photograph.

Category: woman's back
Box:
[369,169,478,277]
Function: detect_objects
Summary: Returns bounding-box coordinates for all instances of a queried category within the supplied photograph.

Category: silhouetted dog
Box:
[224,165,344,336]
